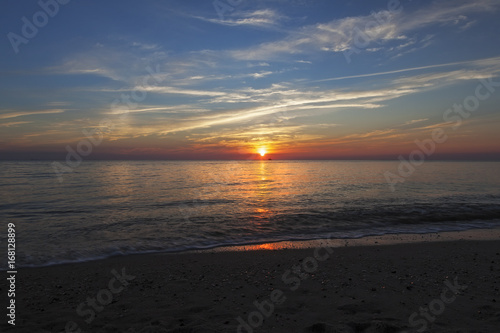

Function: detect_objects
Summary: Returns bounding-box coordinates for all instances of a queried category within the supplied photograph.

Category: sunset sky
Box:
[1,0,500,160]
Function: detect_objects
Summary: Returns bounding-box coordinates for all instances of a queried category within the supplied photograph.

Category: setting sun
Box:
[258,148,267,157]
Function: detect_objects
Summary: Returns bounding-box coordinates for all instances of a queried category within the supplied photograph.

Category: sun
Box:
[258,148,267,157]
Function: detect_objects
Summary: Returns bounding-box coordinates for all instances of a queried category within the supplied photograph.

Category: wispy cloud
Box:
[400,0,500,31]
[133,86,226,97]
[88,53,500,141]
[0,121,32,127]
[400,118,429,126]
[227,0,500,61]
[108,105,209,115]
[45,42,170,83]
[0,109,66,120]
[131,42,160,50]
[192,9,285,28]
[312,56,500,83]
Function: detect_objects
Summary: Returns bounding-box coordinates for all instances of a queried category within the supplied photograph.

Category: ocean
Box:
[1,160,499,269]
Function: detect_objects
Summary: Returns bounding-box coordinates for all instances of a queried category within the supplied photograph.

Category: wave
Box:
[3,218,499,270]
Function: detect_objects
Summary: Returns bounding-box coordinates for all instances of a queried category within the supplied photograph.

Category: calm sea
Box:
[1,160,499,268]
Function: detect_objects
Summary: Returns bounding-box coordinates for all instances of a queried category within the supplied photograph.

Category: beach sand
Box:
[2,229,500,333]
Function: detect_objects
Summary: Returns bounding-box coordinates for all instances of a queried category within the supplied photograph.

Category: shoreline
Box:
[6,227,500,272]
[196,226,500,253]
[3,228,500,332]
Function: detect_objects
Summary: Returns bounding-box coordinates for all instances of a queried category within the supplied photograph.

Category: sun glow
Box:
[258,148,267,157]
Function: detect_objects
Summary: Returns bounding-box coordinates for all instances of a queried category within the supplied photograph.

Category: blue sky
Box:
[1,0,500,159]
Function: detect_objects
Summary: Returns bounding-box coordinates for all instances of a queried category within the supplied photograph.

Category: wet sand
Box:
[2,229,500,333]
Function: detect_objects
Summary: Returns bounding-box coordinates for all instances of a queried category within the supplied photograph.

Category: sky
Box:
[1,0,500,160]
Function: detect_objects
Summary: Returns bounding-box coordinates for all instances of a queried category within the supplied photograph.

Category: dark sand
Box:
[2,230,500,333]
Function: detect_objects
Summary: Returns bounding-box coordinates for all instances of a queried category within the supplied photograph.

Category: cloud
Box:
[46,101,70,107]
[192,9,285,28]
[312,56,500,83]
[248,62,271,67]
[107,54,500,141]
[392,61,500,87]
[401,118,429,126]
[75,51,500,145]
[133,86,226,97]
[400,0,500,31]
[45,41,170,83]
[460,20,477,31]
[108,105,209,115]
[131,42,160,50]
[0,121,32,127]
[96,54,498,140]
[249,71,274,79]
[0,109,66,120]
[227,9,401,60]
[227,0,500,61]
[151,85,414,135]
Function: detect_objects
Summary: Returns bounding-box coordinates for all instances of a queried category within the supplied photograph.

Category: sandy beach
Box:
[2,229,500,333]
